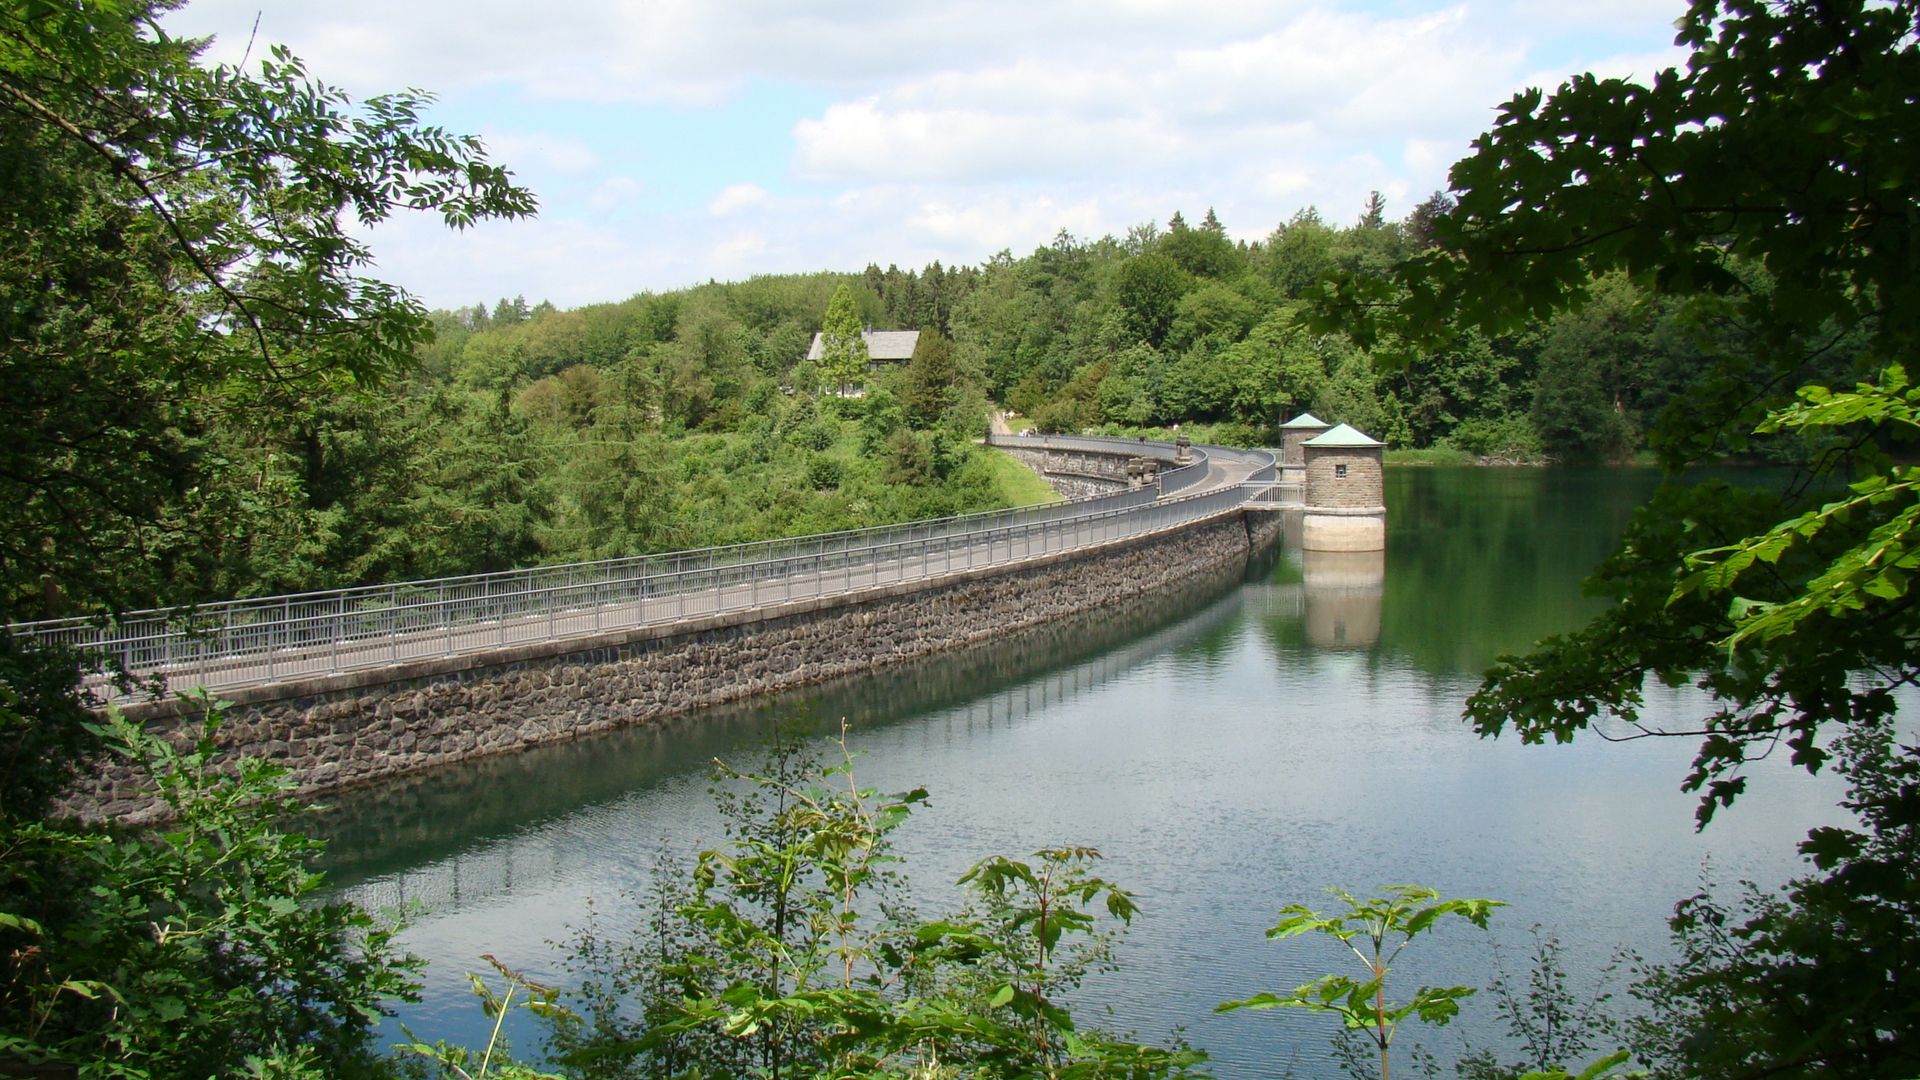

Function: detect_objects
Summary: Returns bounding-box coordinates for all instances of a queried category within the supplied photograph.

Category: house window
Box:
[1335,463,1348,478]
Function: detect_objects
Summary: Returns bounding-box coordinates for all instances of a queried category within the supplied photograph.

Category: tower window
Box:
[1335,463,1348,478]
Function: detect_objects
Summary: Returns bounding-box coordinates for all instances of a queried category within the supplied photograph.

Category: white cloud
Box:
[1401,138,1467,188]
[907,195,1108,250]
[159,0,1703,307]
[171,0,1305,103]
[1261,168,1315,199]
[707,183,771,216]
[1559,46,1693,87]
[786,3,1528,199]
[1500,0,1686,34]
[587,177,647,214]
[793,100,1177,185]
[480,131,601,177]
[712,230,769,265]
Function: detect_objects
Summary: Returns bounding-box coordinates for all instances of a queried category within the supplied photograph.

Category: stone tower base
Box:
[1301,510,1386,552]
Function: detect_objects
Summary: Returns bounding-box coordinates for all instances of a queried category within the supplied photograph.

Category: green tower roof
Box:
[1304,423,1384,448]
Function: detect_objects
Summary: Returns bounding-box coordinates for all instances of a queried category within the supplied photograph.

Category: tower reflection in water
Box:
[1270,507,1384,650]
[1301,548,1384,650]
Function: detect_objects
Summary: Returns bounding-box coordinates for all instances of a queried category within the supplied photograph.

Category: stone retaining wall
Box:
[70,511,1279,821]
[997,447,1130,500]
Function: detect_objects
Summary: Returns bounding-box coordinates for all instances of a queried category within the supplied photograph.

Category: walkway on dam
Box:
[12,435,1277,705]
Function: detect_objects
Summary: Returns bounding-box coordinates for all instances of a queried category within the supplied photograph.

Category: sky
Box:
[162,0,1693,312]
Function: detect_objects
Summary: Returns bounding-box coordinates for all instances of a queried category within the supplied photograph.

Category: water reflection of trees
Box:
[1377,468,1661,676]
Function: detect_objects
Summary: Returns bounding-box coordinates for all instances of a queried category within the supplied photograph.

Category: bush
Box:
[1445,416,1545,462]
[544,742,1210,1079]
[793,420,838,452]
[806,455,845,490]
[0,701,417,1078]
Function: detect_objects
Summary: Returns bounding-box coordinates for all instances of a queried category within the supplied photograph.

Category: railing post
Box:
[268,599,284,681]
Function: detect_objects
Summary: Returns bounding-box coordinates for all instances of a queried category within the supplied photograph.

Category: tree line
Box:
[941,202,1873,468]
[1,255,1030,620]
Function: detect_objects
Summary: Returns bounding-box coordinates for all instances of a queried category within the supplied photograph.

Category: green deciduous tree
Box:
[546,743,1208,1080]
[1318,0,1920,818]
[952,258,1057,398]
[1255,210,1339,300]
[1111,253,1187,348]
[1627,723,1920,1079]
[1167,281,1259,353]
[1159,215,1244,280]
[1213,310,1327,433]
[0,0,535,619]
[1,4,530,1071]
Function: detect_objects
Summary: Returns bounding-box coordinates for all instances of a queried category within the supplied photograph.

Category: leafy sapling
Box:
[1219,885,1502,1080]
[398,954,571,1080]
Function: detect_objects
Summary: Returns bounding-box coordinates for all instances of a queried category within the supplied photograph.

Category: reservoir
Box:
[313,466,1856,1077]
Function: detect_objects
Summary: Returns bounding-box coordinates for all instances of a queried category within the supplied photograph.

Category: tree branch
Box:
[0,79,288,383]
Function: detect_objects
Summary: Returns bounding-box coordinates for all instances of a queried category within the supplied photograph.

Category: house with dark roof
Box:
[804,329,920,369]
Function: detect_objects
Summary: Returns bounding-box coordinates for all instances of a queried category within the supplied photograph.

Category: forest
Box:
[366,187,1873,595]
[185,191,1847,620]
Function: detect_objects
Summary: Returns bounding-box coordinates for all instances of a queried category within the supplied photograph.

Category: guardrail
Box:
[9,449,1263,704]
[1241,444,1283,505]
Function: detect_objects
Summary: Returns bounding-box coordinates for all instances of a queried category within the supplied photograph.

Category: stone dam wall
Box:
[70,511,1281,821]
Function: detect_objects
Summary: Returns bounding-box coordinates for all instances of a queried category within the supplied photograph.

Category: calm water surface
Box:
[314,467,1860,1077]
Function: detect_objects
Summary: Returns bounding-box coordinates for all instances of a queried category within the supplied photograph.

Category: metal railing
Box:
[10,445,1264,703]
[1239,445,1286,506]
